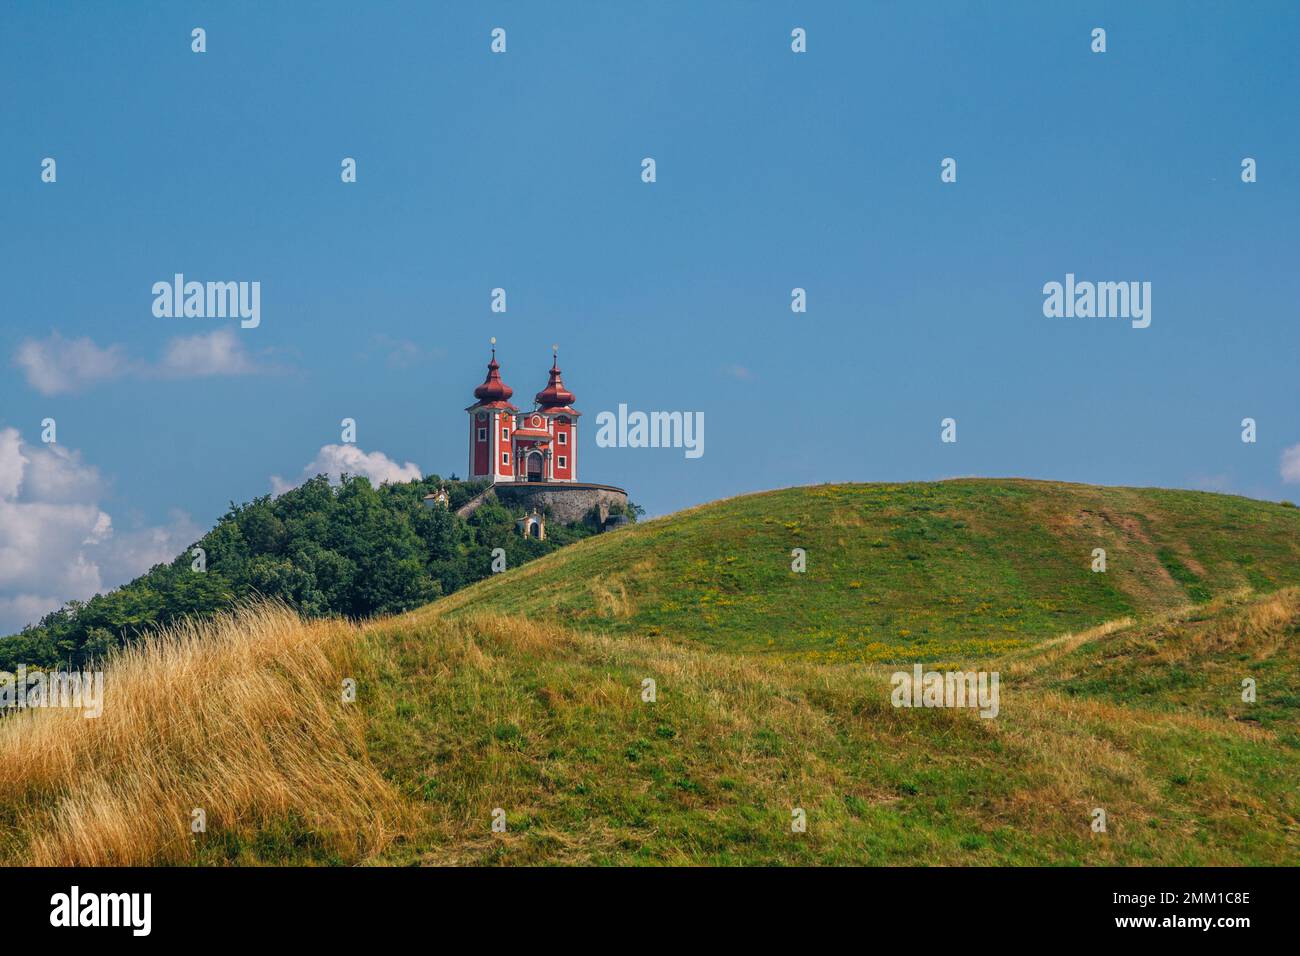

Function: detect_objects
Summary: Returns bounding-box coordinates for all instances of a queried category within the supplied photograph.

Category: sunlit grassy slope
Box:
[431,480,1300,662]
[356,589,1299,865]
[2,480,1296,865]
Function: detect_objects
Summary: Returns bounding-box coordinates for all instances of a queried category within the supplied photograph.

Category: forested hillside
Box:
[0,474,627,669]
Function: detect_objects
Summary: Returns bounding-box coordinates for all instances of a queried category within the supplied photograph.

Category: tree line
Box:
[1,474,629,669]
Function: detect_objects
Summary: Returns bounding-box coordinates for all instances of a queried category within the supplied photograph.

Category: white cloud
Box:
[0,428,26,500]
[13,332,134,395]
[105,511,203,576]
[272,444,422,495]
[0,427,199,634]
[13,329,265,395]
[23,443,103,504]
[1282,444,1300,484]
[158,328,258,377]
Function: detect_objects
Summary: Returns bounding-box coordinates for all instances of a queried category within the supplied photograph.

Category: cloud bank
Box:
[13,329,265,395]
[0,427,200,633]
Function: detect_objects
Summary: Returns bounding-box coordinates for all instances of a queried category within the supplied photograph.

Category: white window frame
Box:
[557,455,567,469]
[558,432,567,445]
[501,452,509,465]
[477,427,487,441]
[501,427,509,440]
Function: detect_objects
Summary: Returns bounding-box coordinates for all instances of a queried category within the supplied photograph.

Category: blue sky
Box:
[1,1,1297,631]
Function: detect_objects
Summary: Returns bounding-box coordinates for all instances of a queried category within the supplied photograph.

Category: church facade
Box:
[466,344,581,484]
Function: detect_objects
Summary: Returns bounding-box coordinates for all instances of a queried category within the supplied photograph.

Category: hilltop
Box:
[432,479,1300,661]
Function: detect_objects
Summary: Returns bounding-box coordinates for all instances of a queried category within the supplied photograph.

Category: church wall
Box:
[496,412,514,479]
[551,418,574,480]
[471,413,490,477]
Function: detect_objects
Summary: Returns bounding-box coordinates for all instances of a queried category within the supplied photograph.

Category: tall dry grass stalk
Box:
[0,602,404,866]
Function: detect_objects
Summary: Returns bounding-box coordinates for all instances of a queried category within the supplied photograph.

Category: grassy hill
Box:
[3,589,1295,865]
[1,479,1297,865]
[355,588,1300,865]
[432,479,1300,662]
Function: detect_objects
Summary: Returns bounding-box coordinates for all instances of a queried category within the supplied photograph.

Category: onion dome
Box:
[534,349,576,409]
[473,345,513,403]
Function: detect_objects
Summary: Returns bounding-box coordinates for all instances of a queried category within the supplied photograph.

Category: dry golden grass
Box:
[1000,616,1136,678]
[0,602,404,866]
[1181,587,1295,660]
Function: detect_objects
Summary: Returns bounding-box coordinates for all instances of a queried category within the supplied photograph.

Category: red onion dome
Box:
[534,356,576,408]
[473,349,513,403]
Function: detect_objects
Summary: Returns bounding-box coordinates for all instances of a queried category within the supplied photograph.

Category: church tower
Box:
[513,346,580,483]
[466,338,519,482]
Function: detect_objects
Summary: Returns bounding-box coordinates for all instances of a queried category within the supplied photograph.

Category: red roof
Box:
[535,356,577,410]
[472,349,516,407]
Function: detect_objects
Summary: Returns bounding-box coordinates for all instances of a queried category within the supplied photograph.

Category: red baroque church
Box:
[467,343,580,484]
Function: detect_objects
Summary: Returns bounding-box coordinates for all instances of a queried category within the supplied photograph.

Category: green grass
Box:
[338,480,1300,864]
[432,479,1300,663]
[353,588,1300,865]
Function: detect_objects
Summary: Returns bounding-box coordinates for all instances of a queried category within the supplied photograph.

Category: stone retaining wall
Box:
[491,483,629,524]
